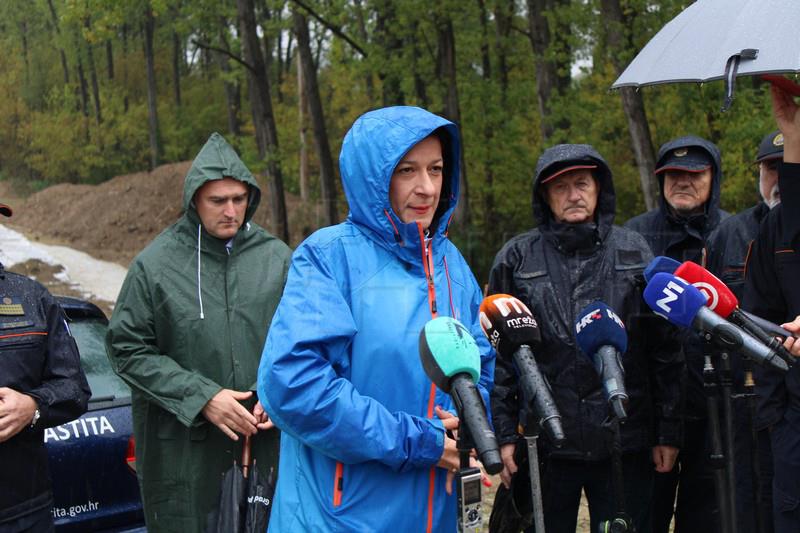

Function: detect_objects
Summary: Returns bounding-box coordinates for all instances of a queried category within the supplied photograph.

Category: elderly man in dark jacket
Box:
[626,135,729,533]
[706,129,783,533]
[489,144,683,533]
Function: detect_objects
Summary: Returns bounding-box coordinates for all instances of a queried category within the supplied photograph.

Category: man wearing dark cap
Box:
[489,144,683,532]
[0,202,91,532]
[705,130,784,533]
[626,135,729,533]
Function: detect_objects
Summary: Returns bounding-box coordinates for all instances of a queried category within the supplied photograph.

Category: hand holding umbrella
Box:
[771,84,800,163]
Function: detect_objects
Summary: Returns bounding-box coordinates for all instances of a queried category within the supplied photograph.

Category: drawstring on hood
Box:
[197,224,205,320]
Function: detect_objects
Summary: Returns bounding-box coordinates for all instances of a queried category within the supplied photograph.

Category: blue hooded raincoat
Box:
[258,106,495,532]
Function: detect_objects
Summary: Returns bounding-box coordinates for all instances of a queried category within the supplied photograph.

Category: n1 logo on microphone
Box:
[575,307,625,334]
[656,280,685,314]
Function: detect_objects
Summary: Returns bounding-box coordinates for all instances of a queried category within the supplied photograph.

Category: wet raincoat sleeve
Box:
[106,261,222,427]
[259,244,446,472]
[26,290,90,428]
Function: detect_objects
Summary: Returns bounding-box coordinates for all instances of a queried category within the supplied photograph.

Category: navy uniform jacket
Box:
[0,264,90,524]
[743,162,800,430]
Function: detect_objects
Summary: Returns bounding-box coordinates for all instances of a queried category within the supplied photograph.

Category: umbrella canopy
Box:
[612,0,800,90]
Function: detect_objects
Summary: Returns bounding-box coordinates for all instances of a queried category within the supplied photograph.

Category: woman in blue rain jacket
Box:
[258,106,495,532]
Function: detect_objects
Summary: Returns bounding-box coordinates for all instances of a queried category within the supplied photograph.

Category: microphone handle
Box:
[731,309,795,368]
[739,309,796,339]
[449,375,503,475]
[595,345,629,422]
[513,345,566,446]
[694,308,789,373]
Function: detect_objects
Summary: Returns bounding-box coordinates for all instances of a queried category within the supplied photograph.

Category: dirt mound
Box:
[9,162,323,267]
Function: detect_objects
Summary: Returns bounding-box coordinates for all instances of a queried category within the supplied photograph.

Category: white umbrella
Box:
[612,0,800,108]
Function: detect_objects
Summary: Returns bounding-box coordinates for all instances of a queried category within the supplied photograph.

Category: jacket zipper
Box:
[416,223,439,533]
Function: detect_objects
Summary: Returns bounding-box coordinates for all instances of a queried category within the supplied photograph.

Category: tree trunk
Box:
[494,0,514,104]
[297,51,309,202]
[217,18,241,139]
[143,5,161,169]
[527,0,570,142]
[74,33,90,117]
[374,2,405,106]
[436,13,470,228]
[46,0,70,84]
[172,31,182,106]
[600,0,658,210]
[476,0,492,80]
[122,24,129,113]
[293,10,338,226]
[106,41,114,80]
[352,0,374,103]
[86,37,102,124]
[237,0,289,243]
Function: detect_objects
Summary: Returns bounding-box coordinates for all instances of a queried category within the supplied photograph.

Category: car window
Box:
[70,318,131,403]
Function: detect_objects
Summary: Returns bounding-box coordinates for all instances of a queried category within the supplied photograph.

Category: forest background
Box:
[0,0,782,280]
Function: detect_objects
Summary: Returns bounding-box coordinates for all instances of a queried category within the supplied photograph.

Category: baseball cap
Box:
[0,203,11,217]
[540,164,598,185]
[655,146,713,174]
[755,130,784,163]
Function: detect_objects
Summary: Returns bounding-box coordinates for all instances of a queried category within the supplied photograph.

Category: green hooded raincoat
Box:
[106,133,291,532]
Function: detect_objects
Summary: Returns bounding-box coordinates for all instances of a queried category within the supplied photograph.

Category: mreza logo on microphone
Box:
[493,296,538,329]
[575,307,625,333]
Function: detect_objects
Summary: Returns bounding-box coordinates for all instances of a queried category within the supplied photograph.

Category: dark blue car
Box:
[47,296,145,532]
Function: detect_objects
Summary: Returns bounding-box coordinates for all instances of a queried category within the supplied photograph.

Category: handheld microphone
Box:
[418,317,503,475]
[674,261,795,368]
[643,273,789,373]
[574,302,629,421]
[739,309,795,340]
[479,294,565,447]
[644,256,681,283]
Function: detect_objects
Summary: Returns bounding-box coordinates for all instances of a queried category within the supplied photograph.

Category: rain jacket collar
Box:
[339,106,461,266]
[532,144,615,253]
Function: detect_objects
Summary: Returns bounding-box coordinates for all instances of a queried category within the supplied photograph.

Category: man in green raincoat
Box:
[106,132,291,532]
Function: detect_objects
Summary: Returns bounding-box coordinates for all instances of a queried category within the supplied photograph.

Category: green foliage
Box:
[0,0,790,280]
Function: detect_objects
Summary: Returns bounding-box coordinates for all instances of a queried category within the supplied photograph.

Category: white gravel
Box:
[0,224,127,303]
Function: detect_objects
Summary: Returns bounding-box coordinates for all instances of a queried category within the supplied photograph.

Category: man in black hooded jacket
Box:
[489,144,683,532]
[626,135,729,533]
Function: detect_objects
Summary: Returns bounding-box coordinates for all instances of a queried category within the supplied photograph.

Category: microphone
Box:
[418,316,503,475]
[673,261,795,368]
[644,256,681,283]
[479,294,565,446]
[739,309,795,340]
[643,273,789,373]
[574,302,629,421]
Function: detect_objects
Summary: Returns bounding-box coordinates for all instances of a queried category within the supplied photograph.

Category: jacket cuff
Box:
[656,419,682,448]
[405,418,445,471]
[178,377,223,427]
